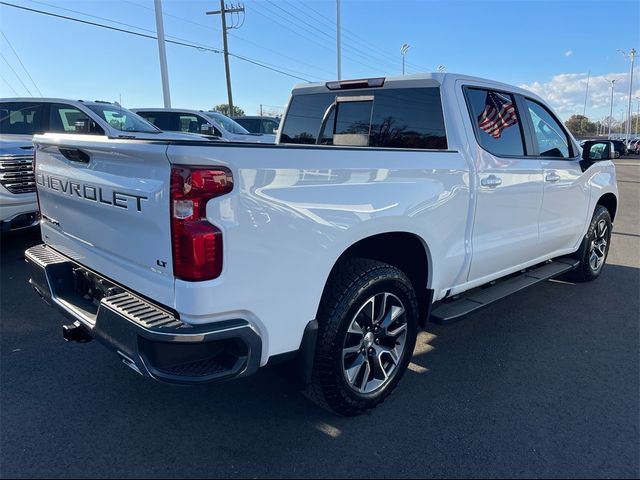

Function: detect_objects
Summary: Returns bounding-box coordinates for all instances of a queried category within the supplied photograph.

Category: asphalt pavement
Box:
[1,158,639,478]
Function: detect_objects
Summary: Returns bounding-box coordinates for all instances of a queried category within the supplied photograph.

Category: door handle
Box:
[481,175,502,188]
[545,172,561,183]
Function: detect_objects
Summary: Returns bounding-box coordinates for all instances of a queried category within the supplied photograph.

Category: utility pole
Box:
[606,79,616,137]
[336,0,341,80]
[618,48,636,143]
[154,0,171,107]
[401,44,411,76]
[207,1,245,114]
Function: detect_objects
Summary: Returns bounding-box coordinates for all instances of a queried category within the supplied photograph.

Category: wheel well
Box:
[597,193,617,222]
[323,232,431,325]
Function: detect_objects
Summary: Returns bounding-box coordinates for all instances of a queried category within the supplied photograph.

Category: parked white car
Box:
[0,98,206,231]
[132,108,276,143]
[25,73,617,415]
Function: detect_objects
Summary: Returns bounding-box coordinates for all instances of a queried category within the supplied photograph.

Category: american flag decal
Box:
[478,91,518,139]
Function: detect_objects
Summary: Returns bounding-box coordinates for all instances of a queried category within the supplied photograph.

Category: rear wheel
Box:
[570,205,612,282]
[306,258,419,416]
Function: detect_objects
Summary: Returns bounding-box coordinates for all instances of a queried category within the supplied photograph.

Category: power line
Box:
[0,30,42,95]
[289,0,430,73]
[276,0,400,72]
[0,52,32,96]
[0,1,313,82]
[0,72,20,95]
[119,0,332,78]
[27,0,322,80]
[251,1,384,75]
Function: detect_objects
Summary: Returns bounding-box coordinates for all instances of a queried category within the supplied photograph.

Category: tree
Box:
[212,104,245,117]
[564,114,596,137]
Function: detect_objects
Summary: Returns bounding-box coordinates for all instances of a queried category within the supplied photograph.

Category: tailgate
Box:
[33,134,175,306]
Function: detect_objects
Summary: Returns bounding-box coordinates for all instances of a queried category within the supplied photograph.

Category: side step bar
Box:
[430,257,580,324]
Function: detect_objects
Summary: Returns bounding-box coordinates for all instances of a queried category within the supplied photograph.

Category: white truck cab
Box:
[25,73,617,415]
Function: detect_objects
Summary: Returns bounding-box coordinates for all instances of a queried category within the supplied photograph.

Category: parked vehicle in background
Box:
[609,139,627,158]
[626,138,640,154]
[0,98,206,141]
[0,136,37,232]
[25,73,618,415]
[133,109,276,143]
[232,115,280,135]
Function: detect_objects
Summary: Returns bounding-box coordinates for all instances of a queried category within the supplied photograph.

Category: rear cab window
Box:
[280,87,448,150]
[0,102,45,135]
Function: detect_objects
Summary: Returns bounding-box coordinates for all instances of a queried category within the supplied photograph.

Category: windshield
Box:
[85,104,159,133]
[204,112,250,134]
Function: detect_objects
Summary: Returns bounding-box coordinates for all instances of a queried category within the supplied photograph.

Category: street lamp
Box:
[606,78,617,137]
[618,48,636,142]
[400,44,411,76]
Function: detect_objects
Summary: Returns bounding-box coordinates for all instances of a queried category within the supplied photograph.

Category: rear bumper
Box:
[25,244,262,384]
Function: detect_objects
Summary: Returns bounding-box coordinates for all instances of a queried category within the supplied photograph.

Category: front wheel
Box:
[570,205,612,282]
[306,258,419,416]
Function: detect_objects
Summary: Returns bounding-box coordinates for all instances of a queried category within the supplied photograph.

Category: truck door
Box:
[463,87,544,282]
[520,97,591,255]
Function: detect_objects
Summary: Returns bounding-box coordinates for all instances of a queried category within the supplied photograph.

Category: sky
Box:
[0,0,638,122]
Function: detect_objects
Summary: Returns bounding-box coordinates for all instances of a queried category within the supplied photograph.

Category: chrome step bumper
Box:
[25,244,261,384]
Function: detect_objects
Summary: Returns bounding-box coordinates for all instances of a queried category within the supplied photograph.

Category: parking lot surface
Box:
[1,159,639,478]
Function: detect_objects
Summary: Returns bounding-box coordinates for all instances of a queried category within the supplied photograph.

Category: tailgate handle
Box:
[59,148,90,164]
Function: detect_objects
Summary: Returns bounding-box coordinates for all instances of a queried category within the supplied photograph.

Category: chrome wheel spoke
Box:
[342,291,409,394]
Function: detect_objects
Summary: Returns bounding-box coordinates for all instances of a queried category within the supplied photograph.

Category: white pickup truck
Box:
[26,73,618,415]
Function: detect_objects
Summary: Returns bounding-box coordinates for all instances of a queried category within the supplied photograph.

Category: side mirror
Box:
[581,141,615,161]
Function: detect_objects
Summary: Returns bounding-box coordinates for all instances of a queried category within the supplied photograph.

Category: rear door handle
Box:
[481,175,502,188]
[545,172,561,183]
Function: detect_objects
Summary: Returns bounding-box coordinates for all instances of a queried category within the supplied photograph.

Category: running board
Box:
[430,258,580,324]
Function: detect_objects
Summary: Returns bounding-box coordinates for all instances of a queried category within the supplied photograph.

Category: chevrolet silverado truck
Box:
[25,73,618,415]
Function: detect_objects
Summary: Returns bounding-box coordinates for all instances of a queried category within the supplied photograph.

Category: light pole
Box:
[618,48,636,142]
[400,44,411,75]
[606,79,616,137]
[154,0,171,107]
[336,0,341,80]
[636,97,640,137]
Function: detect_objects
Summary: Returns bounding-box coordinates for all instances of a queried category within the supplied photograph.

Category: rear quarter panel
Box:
[167,144,471,361]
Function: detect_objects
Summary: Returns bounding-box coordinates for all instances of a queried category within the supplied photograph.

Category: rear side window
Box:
[137,111,177,131]
[465,88,524,156]
[0,102,45,135]
[49,104,104,135]
[524,99,570,158]
[280,87,448,149]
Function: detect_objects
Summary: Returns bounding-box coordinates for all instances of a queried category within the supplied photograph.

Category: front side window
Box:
[85,104,159,133]
[525,99,570,158]
[0,102,44,135]
[49,104,104,135]
[465,88,524,156]
[280,87,448,149]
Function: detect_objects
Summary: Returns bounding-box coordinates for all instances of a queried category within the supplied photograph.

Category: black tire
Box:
[569,205,612,282]
[305,258,419,416]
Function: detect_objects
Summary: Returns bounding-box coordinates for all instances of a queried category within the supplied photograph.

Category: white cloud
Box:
[520,72,640,121]
[565,50,573,57]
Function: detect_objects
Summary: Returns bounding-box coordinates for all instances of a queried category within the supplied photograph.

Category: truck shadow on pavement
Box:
[1,228,638,478]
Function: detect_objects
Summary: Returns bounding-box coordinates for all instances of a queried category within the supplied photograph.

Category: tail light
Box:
[170,166,233,281]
